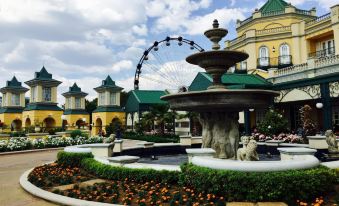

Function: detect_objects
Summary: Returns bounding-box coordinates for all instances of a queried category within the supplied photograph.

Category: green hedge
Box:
[124,132,179,143]
[57,151,337,203]
[57,151,93,167]
[81,158,179,184]
[180,164,337,203]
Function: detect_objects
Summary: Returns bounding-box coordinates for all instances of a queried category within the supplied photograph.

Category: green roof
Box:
[94,75,123,92]
[24,103,63,111]
[0,76,29,93]
[189,72,272,91]
[132,90,168,104]
[25,66,62,87]
[125,90,168,113]
[64,109,89,115]
[259,0,289,13]
[0,107,24,114]
[62,83,88,97]
[93,106,124,113]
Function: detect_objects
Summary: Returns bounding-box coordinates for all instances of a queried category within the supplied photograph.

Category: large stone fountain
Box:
[161,20,279,159]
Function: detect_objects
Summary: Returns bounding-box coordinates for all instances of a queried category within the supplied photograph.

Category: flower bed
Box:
[26,151,339,205]
[28,163,94,188]
[0,136,106,152]
[252,132,304,143]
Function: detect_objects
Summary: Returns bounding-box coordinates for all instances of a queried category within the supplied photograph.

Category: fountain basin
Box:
[186,50,248,69]
[161,89,279,111]
[191,155,320,172]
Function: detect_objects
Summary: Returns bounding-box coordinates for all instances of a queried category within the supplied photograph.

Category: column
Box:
[244,110,251,135]
[320,83,332,130]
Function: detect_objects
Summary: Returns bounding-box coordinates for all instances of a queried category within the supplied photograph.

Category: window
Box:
[31,86,37,102]
[42,87,51,102]
[11,94,20,106]
[259,46,269,66]
[2,93,6,106]
[67,98,71,109]
[110,93,116,105]
[75,98,81,108]
[279,44,291,64]
[99,93,105,105]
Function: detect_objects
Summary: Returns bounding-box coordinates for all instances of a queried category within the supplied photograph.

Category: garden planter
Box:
[35,126,41,132]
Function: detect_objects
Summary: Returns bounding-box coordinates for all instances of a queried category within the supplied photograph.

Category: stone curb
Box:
[0,147,64,156]
[19,168,123,206]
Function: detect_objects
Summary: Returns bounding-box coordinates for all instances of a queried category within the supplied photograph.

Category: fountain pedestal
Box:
[200,111,239,159]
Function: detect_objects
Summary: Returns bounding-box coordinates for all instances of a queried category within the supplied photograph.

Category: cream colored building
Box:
[225,0,339,132]
[92,76,125,136]
[62,83,89,130]
[22,67,63,131]
[0,77,29,131]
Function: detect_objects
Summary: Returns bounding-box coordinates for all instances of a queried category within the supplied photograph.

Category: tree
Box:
[85,98,98,124]
[120,91,128,107]
[140,104,179,135]
[257,108,288,136]
[299,105,317,137]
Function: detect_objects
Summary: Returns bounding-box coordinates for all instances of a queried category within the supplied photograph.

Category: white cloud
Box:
[111,60,133,73]
[147,0,245,36]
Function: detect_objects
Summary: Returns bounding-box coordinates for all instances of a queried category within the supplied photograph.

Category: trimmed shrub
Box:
[180,164,337,203]
[124,131,179,143]
[70,130,83,138]
[81,158,179,184]
[57,151,93,167]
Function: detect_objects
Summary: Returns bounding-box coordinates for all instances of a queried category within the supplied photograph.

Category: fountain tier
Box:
[160,20,279,159]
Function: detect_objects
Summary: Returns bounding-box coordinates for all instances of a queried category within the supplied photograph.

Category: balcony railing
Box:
[257,55,293,70]
[262,10,285,17]
[305,12,331,27]
[296,9,312,16]
[239,16,253,27]
[308,47,335,58]
[269,54,339,84]
[256,26,291,36]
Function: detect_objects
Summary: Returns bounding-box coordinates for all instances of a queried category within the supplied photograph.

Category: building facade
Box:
[62,83,89,130]
[92,76,125,136]
[0,77,29,131]
[22,67,63,132]
[224,0,339,133]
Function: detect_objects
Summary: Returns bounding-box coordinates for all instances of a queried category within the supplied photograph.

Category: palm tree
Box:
[140,104,179,135]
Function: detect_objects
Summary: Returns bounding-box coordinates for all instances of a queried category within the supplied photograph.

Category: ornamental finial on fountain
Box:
[204,19,228,50]
[212,19,219,28]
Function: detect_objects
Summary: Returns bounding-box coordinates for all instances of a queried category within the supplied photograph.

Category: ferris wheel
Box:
[134,36,205,92]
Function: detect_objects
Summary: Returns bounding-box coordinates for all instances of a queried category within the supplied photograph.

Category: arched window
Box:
[259,46,269,66]
[279,44,291,64]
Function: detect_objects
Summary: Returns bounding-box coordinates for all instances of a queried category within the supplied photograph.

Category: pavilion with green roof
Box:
[0,76,29,131]
[62,83,89,130]
[92,75,125,136]
[125,90,168,131]
[22,66,63,131]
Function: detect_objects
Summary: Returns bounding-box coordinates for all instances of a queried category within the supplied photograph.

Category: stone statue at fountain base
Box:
[199,111,239,159]
[237,137,259,161]
[324,130,339,160]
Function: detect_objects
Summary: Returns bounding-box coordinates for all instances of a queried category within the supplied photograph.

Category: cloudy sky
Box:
[0,0,336,103]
